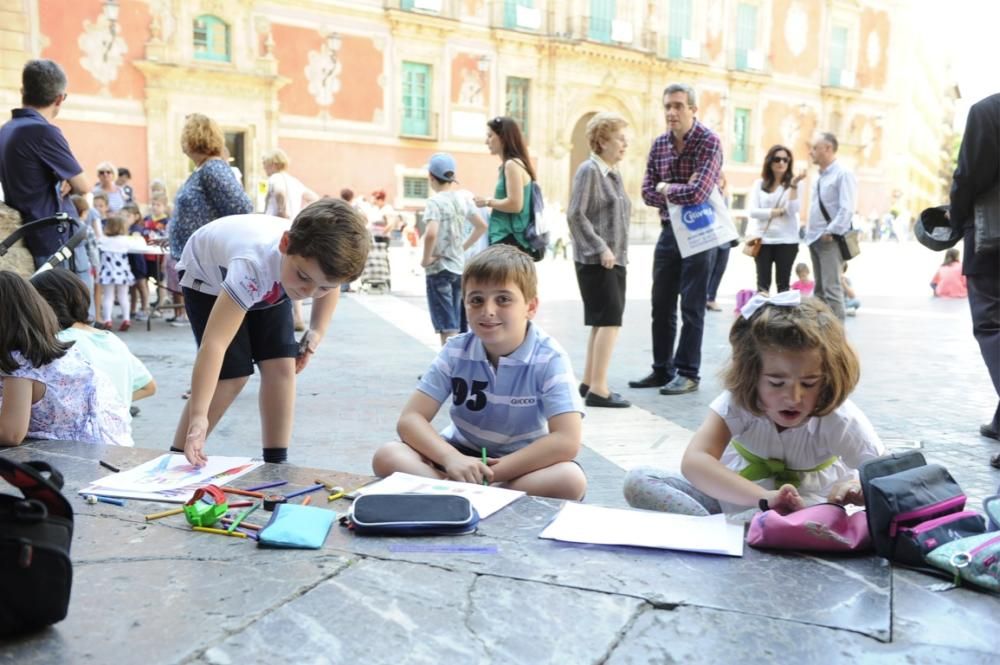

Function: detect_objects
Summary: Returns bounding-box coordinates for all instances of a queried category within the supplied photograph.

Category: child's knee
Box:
[371,440,409,476]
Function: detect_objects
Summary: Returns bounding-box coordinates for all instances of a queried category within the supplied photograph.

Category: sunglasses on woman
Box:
[771,156,790,164]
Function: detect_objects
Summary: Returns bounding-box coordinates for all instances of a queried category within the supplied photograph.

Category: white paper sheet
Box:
[355,472,525,519]
[539,503,745,557]
[80,454,262,503]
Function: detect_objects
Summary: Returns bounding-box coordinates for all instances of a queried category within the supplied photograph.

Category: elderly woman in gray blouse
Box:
[567,112,632,409]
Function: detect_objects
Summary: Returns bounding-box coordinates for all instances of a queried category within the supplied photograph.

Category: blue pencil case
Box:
[258,503,335,549]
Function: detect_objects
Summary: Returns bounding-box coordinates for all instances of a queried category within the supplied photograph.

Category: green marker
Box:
[481,447,488,486]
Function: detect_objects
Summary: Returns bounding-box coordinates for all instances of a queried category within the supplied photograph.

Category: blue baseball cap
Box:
[428,153,458,183]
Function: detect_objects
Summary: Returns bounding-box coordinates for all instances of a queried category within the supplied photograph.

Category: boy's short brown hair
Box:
[284,198,370,282]
[723,298,860,417]
[462,244,537,301]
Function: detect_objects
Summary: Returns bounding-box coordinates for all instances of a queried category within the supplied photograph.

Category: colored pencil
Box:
[226,502,260,534]
[145,507,184,521]
[327,486,345,502]
[227,501,253,508]
[284,483,325,500]
[482,447,488,485]
[244,480,288,493]
[301,495,312,506]
[192,526,247,538]
[219,518,263,531]
[220,486,265,498]
[99,460,121,473]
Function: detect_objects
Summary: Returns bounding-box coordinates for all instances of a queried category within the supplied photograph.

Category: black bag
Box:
[345,493,479,536]
[0,458,74,636]
[859,451,984,567]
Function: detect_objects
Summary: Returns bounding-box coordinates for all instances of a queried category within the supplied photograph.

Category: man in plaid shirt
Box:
[629,83,722,395]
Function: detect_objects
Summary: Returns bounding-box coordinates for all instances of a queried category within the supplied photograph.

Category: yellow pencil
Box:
[145,507,184,521]
[327,489,345,502]
[192,526,248,539]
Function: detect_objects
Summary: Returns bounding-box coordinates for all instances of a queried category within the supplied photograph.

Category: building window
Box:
[504,0,535,30]
[589,0,615,43]
[733,108,750,163]
[734,3,757,70]
[403,176,429,199]
[828,26,848,86]
[668,0,692,59]
[402,61,432,137]
[194,15,230,62]
[505,77,530,139]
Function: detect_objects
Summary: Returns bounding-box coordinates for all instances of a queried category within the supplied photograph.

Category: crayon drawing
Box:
[82,455,262,500]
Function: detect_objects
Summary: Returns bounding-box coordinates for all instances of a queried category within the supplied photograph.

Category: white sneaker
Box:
[134,311,149,322]
[168,318,189,327]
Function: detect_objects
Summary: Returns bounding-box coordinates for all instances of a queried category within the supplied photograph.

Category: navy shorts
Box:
[183,287,298,380]
[426,270,463,333]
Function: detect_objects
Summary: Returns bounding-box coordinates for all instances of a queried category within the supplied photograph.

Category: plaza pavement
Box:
[126,238,1000,507]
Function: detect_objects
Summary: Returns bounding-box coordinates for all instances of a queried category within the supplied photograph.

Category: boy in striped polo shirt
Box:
[372,245,586,500]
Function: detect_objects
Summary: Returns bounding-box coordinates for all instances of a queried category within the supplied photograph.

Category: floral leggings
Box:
[623,466,722,516]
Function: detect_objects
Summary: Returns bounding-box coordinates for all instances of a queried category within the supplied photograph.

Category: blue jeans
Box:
[426,270,463,334]
[650,226,712,380]
[706,245,731,302]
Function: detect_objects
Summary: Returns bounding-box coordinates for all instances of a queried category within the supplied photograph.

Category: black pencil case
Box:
[345,493,479,536]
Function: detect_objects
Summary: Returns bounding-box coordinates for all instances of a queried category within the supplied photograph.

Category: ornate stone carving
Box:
[305,34,343,106]
[78,12,127,88]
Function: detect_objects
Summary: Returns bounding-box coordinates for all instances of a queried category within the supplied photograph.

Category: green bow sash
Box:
[731,440,837,487]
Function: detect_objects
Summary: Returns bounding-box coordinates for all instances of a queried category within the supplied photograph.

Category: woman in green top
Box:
[473,116,538,259]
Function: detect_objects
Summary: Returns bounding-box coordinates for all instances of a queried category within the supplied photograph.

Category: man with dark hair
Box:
[629,83,722,395]
[805,132,856,321]
[0,59,88,267]
[948,93,1000,462]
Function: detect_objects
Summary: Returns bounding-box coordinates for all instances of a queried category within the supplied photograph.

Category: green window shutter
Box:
[401,0,414,9]
[505,77,530,139]
[589,0,615,43]
[733,108,750,163]
[402,62,431,136]
[668,0,692,58]
[403,176,429,199]
[194,15,230,63]
[735,3,757,70]
[504,0,535,30]
[829,26,848,86]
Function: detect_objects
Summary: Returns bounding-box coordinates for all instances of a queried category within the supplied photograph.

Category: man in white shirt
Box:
[804,133,856,321]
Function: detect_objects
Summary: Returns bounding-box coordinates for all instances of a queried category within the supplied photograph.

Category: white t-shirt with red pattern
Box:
[177,214,290,311]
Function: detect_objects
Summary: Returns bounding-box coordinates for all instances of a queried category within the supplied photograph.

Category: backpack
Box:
[0,458,74,636]
[523,181,549,255]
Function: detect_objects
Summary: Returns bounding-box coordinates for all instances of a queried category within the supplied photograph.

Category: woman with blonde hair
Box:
[167,113,252,326]
[567,112,632,408]
[92,160,126,213]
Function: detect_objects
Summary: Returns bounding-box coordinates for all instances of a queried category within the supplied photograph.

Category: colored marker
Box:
[284,483,325,500]
[244,480,288,493]
[84,494,126,507]
[145,506,185,521]
[99,460,121,473]
[481,447,488,485]
[226,502,260,534]
[220,486,265,498]
[192,526,248,538]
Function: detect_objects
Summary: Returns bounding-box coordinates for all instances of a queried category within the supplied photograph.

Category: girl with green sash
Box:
[623,293,885,517]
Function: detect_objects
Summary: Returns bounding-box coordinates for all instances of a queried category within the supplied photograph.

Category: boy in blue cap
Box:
[421,152,487,345]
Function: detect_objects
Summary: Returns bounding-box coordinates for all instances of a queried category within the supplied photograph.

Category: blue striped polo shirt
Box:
[417,322,584,456]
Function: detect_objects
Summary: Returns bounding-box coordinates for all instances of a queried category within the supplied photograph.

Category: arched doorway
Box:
[568,113,596,196]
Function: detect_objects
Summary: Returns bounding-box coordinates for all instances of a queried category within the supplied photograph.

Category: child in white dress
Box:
[624,292,884,517]
[98,213,135,331]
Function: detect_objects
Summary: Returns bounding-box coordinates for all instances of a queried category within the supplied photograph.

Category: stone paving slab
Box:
[4,442,1000,664]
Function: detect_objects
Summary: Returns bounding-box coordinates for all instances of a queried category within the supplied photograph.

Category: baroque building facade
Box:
[0,0,953,230]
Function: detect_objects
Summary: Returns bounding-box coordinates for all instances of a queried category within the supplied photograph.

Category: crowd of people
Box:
[1,57,997,507]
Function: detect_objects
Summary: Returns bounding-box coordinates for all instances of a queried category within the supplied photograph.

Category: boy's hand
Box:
[295,330,318,374]
[766,484,805,514]
[443,454,494,485]
[184,415,210,467]
[827,480,864,506]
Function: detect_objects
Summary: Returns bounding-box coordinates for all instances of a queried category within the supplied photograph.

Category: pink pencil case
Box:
[747,503,871,552]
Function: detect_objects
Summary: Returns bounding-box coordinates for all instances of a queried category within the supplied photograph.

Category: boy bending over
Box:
[173,199,369,466]
[373,245,586,500]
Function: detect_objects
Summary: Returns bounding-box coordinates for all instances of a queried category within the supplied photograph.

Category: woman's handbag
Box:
[742,238,762,257]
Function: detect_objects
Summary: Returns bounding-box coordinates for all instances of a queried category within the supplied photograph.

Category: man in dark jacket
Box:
[949,93,1000,465]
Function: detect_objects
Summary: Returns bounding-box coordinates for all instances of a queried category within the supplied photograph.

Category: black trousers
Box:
[968,271,1000,430]
[754,243,799,292]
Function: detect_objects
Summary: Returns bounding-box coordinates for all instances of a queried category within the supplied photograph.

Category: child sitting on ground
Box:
[372,244,587,500]
[790,262,814,297]
[421,153,487,345]
[172,199,369,466]
[0,271,132,447]
[623,293,884,517]
[841,262,860,316]
[930,248,967,298]
[31,269,156,425]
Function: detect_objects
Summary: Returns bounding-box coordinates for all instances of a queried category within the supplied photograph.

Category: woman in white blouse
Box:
[747,145,806,293]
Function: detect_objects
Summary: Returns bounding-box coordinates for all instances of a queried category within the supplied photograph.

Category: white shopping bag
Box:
[667,188,739,258]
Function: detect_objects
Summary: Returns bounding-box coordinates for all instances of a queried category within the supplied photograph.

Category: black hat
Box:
[915,205,961,251]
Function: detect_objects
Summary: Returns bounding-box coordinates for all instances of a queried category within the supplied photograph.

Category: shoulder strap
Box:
[817,180,831,223]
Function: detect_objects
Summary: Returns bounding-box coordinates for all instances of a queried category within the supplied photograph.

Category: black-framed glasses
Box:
[771,156,790,164]
[98,169,113,174]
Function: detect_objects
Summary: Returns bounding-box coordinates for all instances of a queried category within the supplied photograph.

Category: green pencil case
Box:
[925,531,1000,593]
[258,503,335,549]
